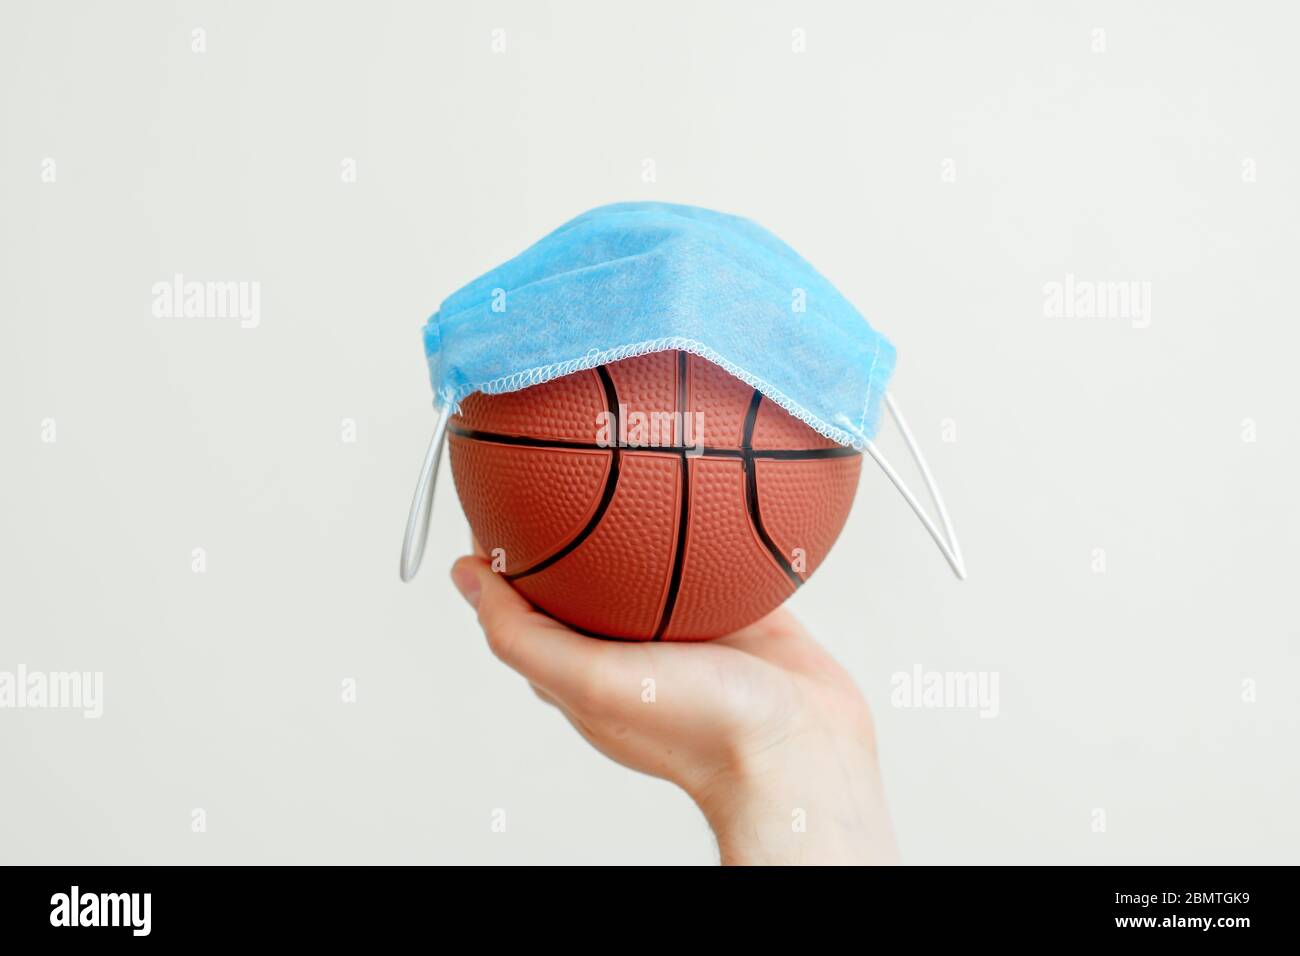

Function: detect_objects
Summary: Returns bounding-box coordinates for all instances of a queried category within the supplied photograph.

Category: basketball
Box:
[447,350,861,640]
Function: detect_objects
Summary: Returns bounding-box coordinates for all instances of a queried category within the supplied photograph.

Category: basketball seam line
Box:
[743,390,805,590]
[504,368,622,583]
[447,425,859,460]
[651,352,692,641]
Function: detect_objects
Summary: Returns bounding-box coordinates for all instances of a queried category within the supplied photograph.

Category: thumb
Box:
[449,556,614,709]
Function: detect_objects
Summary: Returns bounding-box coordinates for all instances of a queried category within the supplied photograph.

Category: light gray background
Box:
[2,0,1296,864]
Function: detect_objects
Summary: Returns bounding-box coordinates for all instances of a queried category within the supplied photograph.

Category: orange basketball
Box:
[448,351,861,641]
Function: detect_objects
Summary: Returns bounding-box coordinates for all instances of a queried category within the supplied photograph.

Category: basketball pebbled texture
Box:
[447,351,861,641]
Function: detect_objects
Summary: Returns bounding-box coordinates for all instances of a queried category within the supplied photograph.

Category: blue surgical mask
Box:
[401,202,963,583]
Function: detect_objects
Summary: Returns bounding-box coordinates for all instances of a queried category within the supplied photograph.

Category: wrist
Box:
[687,725,899,866]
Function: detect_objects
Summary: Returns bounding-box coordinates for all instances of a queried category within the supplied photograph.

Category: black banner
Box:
[0,865,1288,943]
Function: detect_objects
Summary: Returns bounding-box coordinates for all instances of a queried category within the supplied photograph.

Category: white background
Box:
[2,0,1296,864]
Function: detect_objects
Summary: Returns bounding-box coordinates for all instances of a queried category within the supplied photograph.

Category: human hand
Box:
[450,556,899,865]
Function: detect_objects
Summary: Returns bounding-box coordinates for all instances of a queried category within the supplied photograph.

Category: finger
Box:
[450,556,624,708]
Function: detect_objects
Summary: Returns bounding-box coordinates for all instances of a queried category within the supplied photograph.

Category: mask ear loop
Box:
[399,403,452,582]
[862,391,967,580]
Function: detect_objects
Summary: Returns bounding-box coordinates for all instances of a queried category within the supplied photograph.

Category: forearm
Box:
[691,728,900,866]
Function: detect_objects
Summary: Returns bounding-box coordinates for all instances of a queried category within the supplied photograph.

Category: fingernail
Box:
[451,564,481,609]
